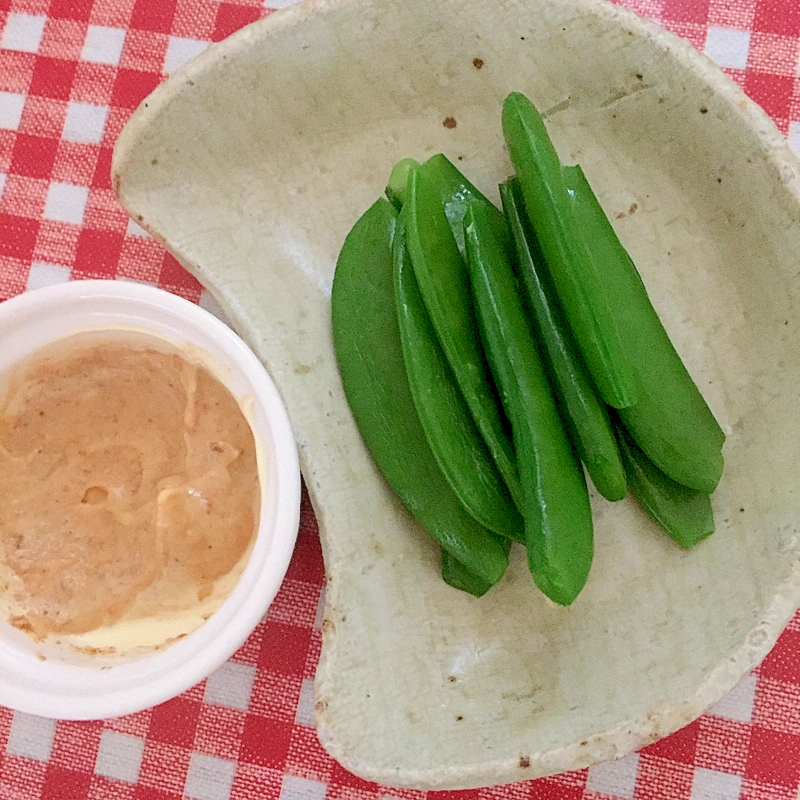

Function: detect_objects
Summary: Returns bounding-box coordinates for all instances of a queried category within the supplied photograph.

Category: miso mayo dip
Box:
[0,334,261,656]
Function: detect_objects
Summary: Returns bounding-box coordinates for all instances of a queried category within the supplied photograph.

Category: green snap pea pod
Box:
[563,164,725,493]
[419,155,521,499]
[615,421,714,548]
[500,177,626,502]
[331,198,509,585]
[406,164,523,511]
[501,92,637,410]
[421,154,511,261]
[441,544,509,597]
[394,208,524,542]
[386,157,419,210]
[464,199,594,605]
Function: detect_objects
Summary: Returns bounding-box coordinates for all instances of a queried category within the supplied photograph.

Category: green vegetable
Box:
[500,177,627,502]
[563,164,725,493]
[406,164,523,511]
[501,92,637,409]
[464,198,594,605]
[394,208,523,541]
[421,154,511,260]
[386,158,419,210]
[616,421,714,548]
[441,548,500,597]
[331,198,509,584]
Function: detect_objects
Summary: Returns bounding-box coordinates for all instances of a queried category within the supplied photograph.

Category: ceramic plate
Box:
[112,0,800,788]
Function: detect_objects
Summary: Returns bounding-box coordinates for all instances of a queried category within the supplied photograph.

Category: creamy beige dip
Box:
[0,337,260,647]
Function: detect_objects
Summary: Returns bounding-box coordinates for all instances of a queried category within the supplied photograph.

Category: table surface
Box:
[1,0,800,798]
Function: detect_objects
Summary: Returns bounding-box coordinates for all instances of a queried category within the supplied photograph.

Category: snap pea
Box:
[501,92,637,410]
[615,421,714,549]
[394,207,524,542]
[421,154,512,261]
[464,199,594,606]
[331,198,509,584]
[441,547,505,597]
[563,164,725,493]
[386,157,419,210]
[406,164,523,511]
[500,177,627,502]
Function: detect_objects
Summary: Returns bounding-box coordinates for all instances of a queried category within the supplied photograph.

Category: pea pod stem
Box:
[464,198,594,606]
[331,198,509,584]
[501,92,637,409]
[394,208,524,542]
[386,158,419,210]
[563,164,724,493]
[500,177,627,502]
[406,163,523,511]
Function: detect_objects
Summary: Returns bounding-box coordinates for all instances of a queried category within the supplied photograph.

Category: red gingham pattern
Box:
[1,1,799,798]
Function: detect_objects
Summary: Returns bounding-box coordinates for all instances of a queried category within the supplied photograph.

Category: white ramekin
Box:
[0,280,301,719]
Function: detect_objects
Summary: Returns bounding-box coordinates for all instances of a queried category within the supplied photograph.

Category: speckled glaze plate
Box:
[112,0,800,789]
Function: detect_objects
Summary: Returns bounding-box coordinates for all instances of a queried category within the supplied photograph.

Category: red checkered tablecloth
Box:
[1,0,799,798]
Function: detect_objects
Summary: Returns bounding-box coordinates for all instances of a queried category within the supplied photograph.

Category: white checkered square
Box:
[81,25,126,65]
[707,672,757,723]
[27,262,71,291]
[789,121,800,160]
[295,678,316,727]
[204,661,256,711]
[63,102,109,145]
[1,13,46,53]
[690,767,742,800]
[164,37,211,75]
[314,586,326,629]
[0,173,6,200]
[585,752,639,799]
[704,27,751,70]
[0,92,26,131]
[279,774,327,800]
[199,290,233,328]
[6,712,56,762]
[185,753,237,800]
[95,731,145,784]
[43,182,89,225]
[126,217,150,237]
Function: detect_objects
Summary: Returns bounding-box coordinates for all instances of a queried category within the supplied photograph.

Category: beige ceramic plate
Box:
[112,0,800,789]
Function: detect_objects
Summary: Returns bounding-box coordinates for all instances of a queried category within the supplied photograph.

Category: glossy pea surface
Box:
[564,164,724,493]
[502,92,637,409]
[501,177,626,502]
[406,164,523,510]
[394,208,523,541]
[464,199,594,606]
